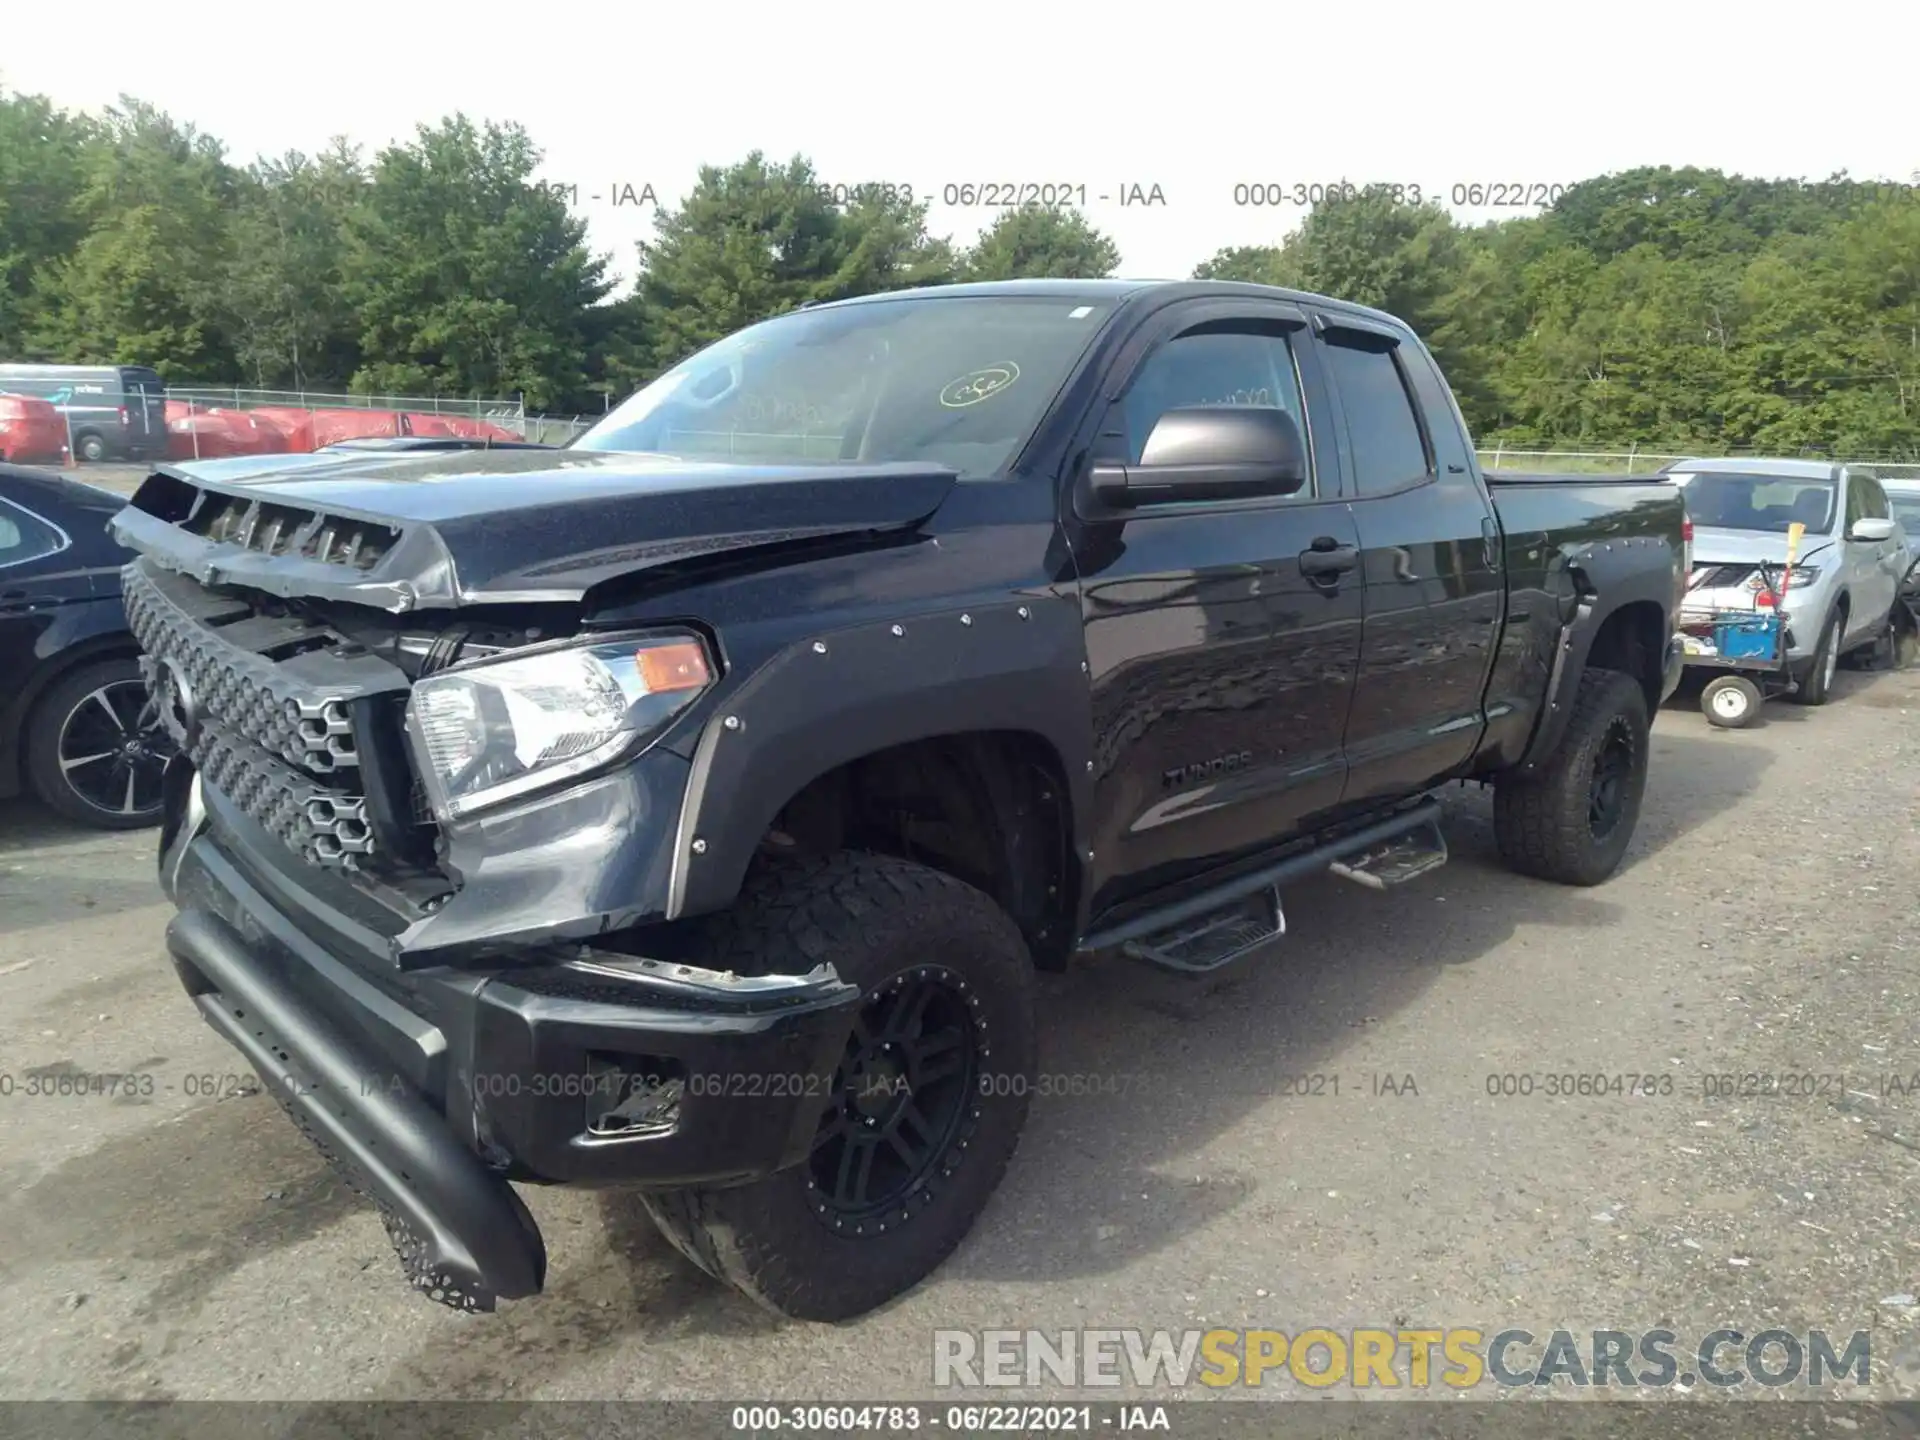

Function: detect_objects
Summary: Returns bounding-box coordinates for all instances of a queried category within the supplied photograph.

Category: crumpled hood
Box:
[109,448,958,612]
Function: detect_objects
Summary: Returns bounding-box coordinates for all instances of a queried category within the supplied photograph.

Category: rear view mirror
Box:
[1850,517,1896,542]
[1087,407,1308,509]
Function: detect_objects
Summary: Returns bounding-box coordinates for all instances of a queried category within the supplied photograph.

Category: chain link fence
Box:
[519,413,595,446]
[159,386,537,460]
[167,387,525,424]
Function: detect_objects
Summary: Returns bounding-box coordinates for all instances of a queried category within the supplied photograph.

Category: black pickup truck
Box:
[114,280,1686,1322]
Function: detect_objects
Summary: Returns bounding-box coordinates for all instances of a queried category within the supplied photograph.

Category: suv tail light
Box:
[118,405,129,425]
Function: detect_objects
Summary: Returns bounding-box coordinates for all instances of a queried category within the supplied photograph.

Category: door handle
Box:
[1298,542,1359,578]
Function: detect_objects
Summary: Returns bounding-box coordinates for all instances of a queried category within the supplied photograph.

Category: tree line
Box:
[2,87,1916,454]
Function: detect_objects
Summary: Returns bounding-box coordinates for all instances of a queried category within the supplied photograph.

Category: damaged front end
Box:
[114,455,930,1308]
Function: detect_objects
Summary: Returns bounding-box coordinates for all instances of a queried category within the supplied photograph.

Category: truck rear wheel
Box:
[1493,668,1649,887]
[643,851,1036,1321]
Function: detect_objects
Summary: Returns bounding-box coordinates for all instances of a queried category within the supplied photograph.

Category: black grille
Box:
[123,563,359,775]
[186,492,399,571]
[192,725,377,868]
[124,561,382,871]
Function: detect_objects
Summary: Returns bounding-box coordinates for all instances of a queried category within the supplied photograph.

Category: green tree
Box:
[960,204,1120,280]
[26,99,237,377]
[0,88,97,357]
[343,115,611,406]
[1192,245,1292,285]
[1272,188,1465,336]
[222,140,367,388]
[633,152,958,377]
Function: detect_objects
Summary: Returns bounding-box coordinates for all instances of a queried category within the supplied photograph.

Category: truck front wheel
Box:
[1493,668,1650,887]
[643,852,1037,1321]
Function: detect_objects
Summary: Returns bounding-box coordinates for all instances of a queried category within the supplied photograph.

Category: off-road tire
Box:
[642,851,1036,1321]
[1793,606,1843,705]
[1493,668,1650,886]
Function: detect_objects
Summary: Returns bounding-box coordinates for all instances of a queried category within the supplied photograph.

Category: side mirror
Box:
[1850,517,1896,543]
[1087,407,1307,509]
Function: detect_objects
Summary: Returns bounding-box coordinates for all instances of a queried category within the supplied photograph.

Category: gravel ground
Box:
[1,661,1917,1409]
[56,462,159,497]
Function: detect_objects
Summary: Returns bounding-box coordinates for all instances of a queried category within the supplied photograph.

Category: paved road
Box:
[2,666,1918,1403]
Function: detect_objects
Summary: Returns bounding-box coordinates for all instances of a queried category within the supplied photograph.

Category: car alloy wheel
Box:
[55,679,173,821]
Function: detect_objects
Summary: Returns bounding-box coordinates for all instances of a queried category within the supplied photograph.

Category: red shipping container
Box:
[0,394,70,465]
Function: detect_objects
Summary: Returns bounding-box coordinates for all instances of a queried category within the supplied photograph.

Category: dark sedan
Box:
[0,464,171,827]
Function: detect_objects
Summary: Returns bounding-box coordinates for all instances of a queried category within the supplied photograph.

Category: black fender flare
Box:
[666,597,1094,921]
[1516,533,1678,775]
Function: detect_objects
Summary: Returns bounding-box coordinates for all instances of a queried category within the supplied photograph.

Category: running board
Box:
[1327,817,1448,889]
[1079,798,1446,972]
[1123,887,1284,974]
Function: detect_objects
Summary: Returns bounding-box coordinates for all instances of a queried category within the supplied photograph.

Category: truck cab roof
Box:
[809,277,1414,334]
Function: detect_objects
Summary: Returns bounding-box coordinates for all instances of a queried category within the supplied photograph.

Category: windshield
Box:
[570,295,1113,478]
[1889,494,1920,537]
[1674,471,1837,534]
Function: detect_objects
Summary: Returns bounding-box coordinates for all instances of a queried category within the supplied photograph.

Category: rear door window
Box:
[0,498,68,569]
[1855,474,1891,521]
[1321,334,1432,496]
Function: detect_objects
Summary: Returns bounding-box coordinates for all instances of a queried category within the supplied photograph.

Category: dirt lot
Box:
[1,660,1918,1405]
[60,462,154,497]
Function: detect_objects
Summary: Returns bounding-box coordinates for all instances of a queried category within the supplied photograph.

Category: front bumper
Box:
[159,760,862,1308]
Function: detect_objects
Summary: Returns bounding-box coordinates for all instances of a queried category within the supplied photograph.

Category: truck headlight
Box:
[406,634,714,819]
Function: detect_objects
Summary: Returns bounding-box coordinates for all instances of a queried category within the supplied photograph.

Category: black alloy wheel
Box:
[810,966,983,1227]
[1586,715,1637,842]
[641,852,1037,1321]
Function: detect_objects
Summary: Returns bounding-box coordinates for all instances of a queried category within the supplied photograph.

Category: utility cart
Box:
[1676,523,1814,730]
[1678,599,1793,728]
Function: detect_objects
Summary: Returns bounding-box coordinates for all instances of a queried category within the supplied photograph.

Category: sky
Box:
[5,1,1916,294]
